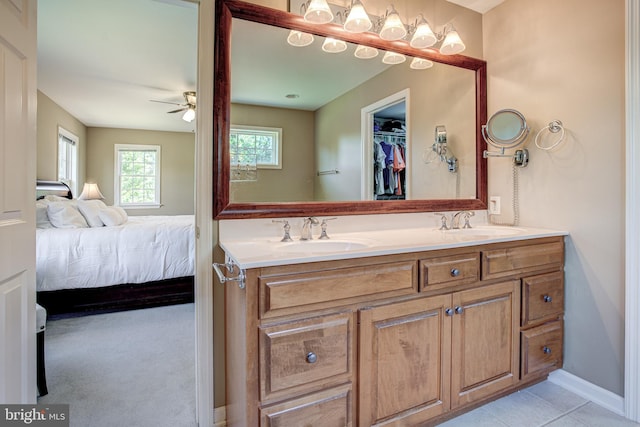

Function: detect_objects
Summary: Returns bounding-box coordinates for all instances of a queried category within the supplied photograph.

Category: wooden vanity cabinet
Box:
[224,237,565,427]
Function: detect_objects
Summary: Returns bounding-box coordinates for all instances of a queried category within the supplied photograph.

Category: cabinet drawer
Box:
[259,312,354,402]
[522,272,564,327]
[260,383,352,427]
[420,252,479,291]
[482,240,564,280]
[521,320,563,380]
[259,260,417,318]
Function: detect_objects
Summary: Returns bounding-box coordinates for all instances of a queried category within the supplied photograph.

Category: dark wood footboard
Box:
[37,276,194,318]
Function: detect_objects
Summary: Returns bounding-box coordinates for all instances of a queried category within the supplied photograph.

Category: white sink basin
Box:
[274,239,371,254]
[443,226,525,237]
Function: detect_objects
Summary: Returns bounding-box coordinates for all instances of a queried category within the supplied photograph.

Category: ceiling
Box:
[37,0,504,134]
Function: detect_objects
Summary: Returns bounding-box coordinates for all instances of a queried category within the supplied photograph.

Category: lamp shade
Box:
[78,183,104,200]
[182,107,196,122]
[410,17,437,49]
[379,6,406,41]
[354,44,379,59]
[344,0,372,33]
[440,28,466,55]
[304,0,333,24]
[287,30,314,47]
[382,51,406,64]
[322,37,347,53]
[410,57,434,70]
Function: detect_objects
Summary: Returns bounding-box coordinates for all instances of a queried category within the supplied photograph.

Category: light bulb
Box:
[344,0,372,33]
[322,37,347,53]
[182,107,196,122]
[440,28,465,55]
[354,45,379,59]
[379,5,406,41]
[410,16,437,49]
[304,0,333,24]
[382,51,406,65]
[410,57,434,70]
[287,30,314,47]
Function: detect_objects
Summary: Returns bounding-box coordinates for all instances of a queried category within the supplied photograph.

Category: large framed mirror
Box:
[214,0,487,219]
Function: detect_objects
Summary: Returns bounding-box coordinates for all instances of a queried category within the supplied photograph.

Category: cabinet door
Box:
[451,280,520,408]
[359,295,451,427]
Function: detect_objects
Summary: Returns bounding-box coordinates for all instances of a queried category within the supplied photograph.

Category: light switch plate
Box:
[489,196,501,215]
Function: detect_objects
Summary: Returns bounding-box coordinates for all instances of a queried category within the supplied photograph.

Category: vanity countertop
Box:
[219,224,568,269]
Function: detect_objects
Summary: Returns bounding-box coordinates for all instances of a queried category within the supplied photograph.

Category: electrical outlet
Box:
[489,196,501,215]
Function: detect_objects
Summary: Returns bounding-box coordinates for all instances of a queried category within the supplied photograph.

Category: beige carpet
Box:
[37,303,196,427]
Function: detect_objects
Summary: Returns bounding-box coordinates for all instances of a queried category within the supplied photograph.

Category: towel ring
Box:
[535,120,565,151]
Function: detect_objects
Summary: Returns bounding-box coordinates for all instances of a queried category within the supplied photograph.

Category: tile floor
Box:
[439,381,640,427]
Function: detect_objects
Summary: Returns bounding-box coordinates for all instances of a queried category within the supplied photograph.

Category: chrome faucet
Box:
[451,211,475,229]
[300,217,319,240]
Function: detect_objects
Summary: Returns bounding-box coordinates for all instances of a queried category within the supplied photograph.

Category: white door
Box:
[0,0,38,403]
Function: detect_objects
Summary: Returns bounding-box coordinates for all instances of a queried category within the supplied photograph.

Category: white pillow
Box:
[35,200,54,229]
[47,202,88,228]
[98,206,128,227]
[77,199,107,227]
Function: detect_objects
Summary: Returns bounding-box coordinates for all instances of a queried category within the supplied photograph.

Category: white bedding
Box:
[36,215,195,292]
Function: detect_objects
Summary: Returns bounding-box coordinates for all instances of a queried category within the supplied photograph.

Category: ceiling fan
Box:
[150,91,197,122]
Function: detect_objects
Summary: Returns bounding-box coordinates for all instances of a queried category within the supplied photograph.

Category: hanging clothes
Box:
[379,141,396,194]
[373,139,387,196]
[393,144,406,195]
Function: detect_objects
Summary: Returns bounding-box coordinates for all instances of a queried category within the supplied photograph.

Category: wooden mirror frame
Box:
[214,0,487,219]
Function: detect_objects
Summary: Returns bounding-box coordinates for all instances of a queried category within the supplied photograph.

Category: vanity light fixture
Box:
[354,44,379,59]
[287,30,314,47]
[343,0,372,33]
[322,37,347,53]
[439,25,466,55]
[382,51,406,64]
[409,14,437,49]
[304,0,334,24]
[410,57,434,70]
[378,5,406,41]
[182,106,196,122]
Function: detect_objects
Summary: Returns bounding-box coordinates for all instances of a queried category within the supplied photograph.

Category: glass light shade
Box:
[382,51,406,65]
[304,0,333,24]
[379,6,406,41]
[410,19,437,48]
[440,29,466,55]
[78,183,104,200]
[287,30,314,47]
[354,44,379,59]
[182,107,196,122]
[410,57,434,69]
[344,1,372,33]
[322,37,347,53]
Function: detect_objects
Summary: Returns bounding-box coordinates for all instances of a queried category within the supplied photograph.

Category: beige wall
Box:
[230,103,315,202]
[36,90,87,193]
[484,0,625,395]
[86,127,195,215]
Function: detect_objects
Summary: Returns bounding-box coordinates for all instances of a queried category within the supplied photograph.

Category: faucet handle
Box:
[318,217,337,240]
[272,220,293,242]
[434,213,449,230]
[462,211,475,229]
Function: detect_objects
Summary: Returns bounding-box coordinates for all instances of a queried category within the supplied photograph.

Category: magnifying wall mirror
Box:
[482,109,530,167]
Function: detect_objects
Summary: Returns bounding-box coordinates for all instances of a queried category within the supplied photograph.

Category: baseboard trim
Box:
[213,406,226,427]
[548,369,625,416]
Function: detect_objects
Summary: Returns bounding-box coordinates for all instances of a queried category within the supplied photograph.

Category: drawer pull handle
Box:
[445,308,454,316]
[455,306,464,315]
[543,346,552,354]
[450,268,460,277]
[543,295,553,303]
[306,352,318,364]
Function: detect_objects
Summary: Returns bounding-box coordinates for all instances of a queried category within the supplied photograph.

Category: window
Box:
[57,127,78,196]
[230,125,282,169]
[114,144,161,208]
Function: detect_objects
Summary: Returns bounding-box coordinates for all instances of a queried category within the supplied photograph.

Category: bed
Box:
[35,181,195,316]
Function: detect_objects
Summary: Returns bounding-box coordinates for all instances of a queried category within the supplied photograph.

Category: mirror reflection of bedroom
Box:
[35,1,198,425]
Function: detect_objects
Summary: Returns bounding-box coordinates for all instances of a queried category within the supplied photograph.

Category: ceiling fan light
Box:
[410,17,437,49]
[440,28,465,55]
[410,57,434,70]
[322,37,347,53]
[287,30,314,47]
[382,51,406,65]
[379,5,406,41]
[344,1,372,33]
[182,107,196,122]
[304,0,334,24]
[354,44,379,59]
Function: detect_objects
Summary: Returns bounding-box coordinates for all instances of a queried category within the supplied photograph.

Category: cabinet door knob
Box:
[445,308,454,316]
[455,306,464,315]
[543,295,553,303]
[306,352,318,363]
[543,346,552,354]
[450,268,460,277]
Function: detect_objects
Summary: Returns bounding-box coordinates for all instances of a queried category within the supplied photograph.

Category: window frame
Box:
[114,144,162,209]
[230,125,283,170]
[57,126,79,196]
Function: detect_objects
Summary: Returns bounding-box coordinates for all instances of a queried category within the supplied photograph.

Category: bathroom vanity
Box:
[220,222,566,426]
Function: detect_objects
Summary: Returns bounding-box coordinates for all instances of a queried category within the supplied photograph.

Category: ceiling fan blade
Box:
[150,99,184,106]
[167,107,188,114]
